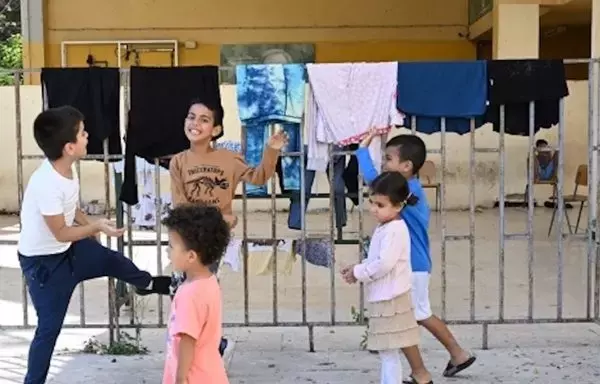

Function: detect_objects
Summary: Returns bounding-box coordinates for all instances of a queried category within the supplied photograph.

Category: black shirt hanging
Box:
[119,66,221,205]
[485,59,569,136]
[41,67,122,159]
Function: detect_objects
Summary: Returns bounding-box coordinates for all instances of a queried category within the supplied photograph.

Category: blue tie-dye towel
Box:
[236,64,305,125]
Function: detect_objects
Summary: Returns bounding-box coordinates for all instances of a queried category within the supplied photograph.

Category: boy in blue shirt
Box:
[357,130,476,384]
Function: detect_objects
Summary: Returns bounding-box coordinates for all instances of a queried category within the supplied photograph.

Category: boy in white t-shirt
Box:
[17,106,170,384]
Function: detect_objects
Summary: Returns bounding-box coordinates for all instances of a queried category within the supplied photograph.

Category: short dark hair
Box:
[370,171,418,206]
[33,106,84,161]
[189,99,224,140]
[162,203,230,266]
[535,139,549,147]
[386,135,427,175]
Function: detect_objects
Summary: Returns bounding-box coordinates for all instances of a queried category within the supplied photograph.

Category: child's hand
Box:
[343,270,357,284]
[267,128,289,150]
[95,219,126,238]
[340,264,357,284]
[359,128,380,148]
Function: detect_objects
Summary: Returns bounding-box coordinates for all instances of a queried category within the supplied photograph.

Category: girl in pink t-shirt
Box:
[161,204,230,384]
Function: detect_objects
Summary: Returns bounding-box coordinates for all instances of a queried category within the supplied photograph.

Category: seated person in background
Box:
[534,139,556,182]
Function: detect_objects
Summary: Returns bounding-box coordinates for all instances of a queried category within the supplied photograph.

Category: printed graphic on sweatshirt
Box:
[185,165,230,205]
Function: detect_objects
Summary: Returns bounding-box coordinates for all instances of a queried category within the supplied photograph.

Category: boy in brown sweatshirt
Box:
[138,98,287,295]
[137,98,287,356]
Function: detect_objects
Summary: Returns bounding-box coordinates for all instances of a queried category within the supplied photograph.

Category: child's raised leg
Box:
[411,272,474,378]
[379,349,402,384]
[418,315,475,377]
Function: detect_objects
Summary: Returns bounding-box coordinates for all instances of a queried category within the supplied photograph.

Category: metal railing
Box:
[0,61,599,352]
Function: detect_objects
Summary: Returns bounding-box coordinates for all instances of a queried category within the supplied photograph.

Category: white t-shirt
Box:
[18,159,79,256]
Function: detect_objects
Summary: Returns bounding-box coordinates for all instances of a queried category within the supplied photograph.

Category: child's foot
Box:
[443,353,476,377]
[135,276,172,296]
[402,377,433,384]
[219,337,228,356]
[403,371,433,384]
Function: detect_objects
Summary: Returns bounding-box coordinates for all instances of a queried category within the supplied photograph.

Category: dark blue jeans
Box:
[18,238,152,384]
[244,122,301,195]
[288,146,347,230]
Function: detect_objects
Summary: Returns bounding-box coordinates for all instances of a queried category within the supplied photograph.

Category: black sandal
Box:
[443,355,476,377]
[402,376,433,384]
[135,276,172,296]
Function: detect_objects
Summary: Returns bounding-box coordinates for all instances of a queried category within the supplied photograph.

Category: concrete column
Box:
[492,2,539,59]
[20,0,45,84]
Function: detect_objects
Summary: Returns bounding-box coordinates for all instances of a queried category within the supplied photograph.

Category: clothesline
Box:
[0,57,597,75]
[36,59,570,223]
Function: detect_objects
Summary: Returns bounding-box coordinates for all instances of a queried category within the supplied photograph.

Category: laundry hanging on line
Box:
[119,65,222,205]
[485,59,569,136]
[41,67,122,159]
[396,61,488,135]
[236,64,305,125]
[237,64,305,195]
[305,62,403,173]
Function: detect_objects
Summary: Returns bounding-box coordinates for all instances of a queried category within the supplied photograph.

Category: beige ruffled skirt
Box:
[367,291,420,351]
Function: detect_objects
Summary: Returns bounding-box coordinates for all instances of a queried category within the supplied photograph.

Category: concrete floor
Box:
[1,207,599,383]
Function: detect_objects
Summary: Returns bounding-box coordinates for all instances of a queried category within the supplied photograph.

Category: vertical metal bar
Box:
[270,124,278,324]
[587,60,597,320]
[60,42,67,67]
[241,128,250,325]
[594,58,600,322]
[527,101,535,320]
[103,139,117,345]
[300,121,307,325]
[123,70,136,325]
[357,166,365,322]
[328,144,336,324]
[76,160,86,326]
[469,118,476,321]
[154,158,164,326]
[556,98,566,320]
[14,72,28,327]
[440,117,447,320]
[498,105,506,322]
[411,115,417,135]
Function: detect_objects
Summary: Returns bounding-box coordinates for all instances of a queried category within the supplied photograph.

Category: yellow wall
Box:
[477,25,592,79]
[36,0,476,70]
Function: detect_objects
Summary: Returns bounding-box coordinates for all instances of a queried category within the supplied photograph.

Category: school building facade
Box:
[18,0,598,76]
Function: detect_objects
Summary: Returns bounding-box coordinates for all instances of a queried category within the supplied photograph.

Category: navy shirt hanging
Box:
[396,61,487,134]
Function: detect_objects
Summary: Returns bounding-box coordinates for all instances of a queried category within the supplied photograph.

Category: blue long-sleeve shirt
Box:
[356,147,432,273]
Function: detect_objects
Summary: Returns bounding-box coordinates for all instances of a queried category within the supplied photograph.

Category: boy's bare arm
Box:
[44,214,100,243]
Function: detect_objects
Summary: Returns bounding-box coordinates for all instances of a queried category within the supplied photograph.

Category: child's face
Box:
[167,230,198,273]
[184,103,222,144]
[382,147,413,178]
[63,122,88,160]
[369,193,402,223]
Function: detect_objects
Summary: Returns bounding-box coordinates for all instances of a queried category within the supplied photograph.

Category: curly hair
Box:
[162,203,231,266]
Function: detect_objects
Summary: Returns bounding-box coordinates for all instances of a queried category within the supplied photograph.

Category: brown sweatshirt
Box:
[169,146,280,226]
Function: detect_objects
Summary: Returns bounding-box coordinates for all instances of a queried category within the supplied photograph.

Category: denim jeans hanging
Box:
[244,122,301,196]
[288,145,347,230]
